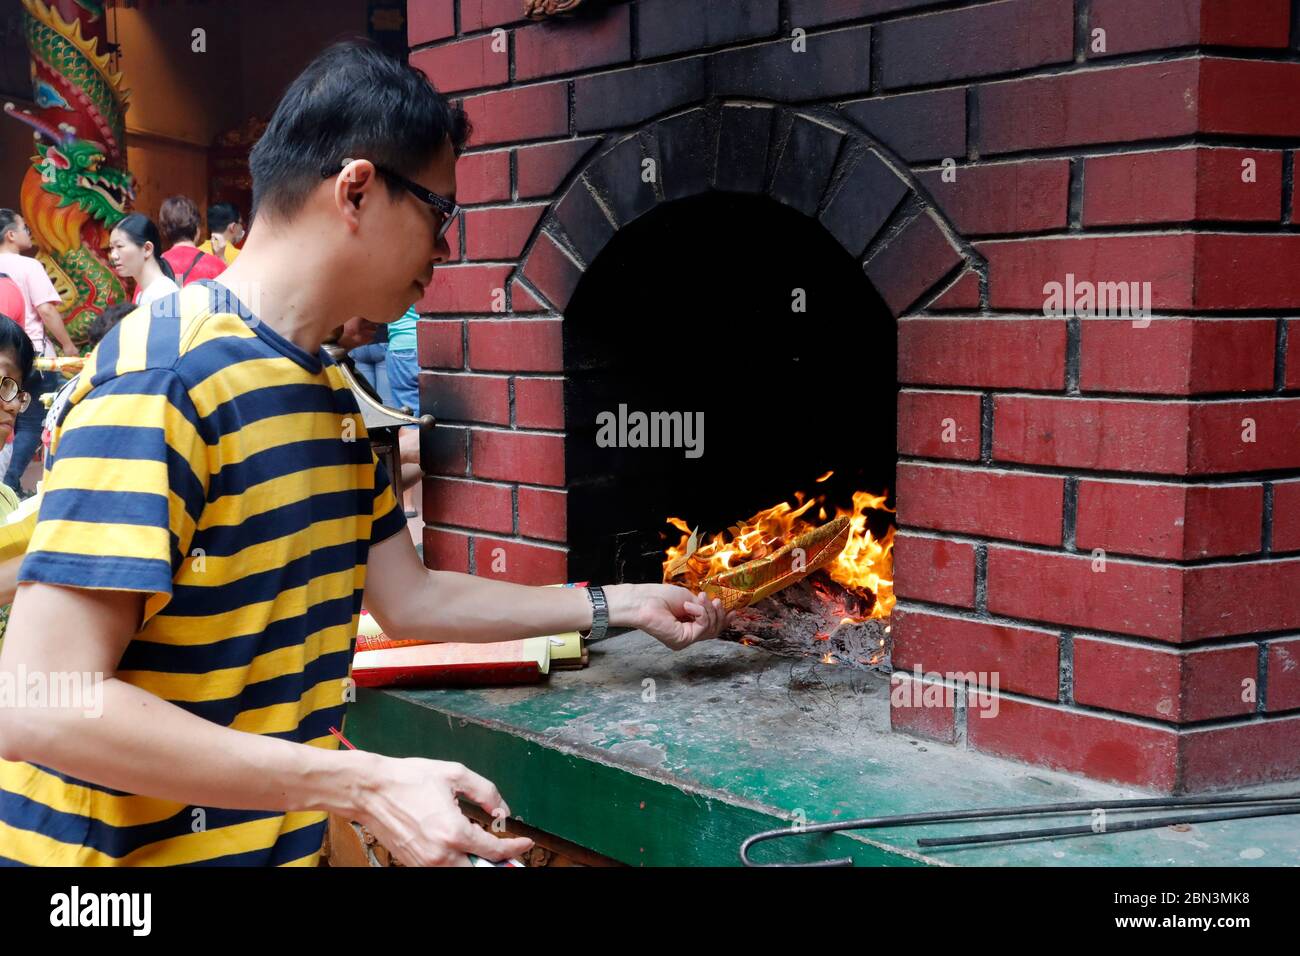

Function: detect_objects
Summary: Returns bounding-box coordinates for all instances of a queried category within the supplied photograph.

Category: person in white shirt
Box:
[108,213,180,315]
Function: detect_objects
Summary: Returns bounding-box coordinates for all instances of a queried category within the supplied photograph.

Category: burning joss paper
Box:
[663,489,895,615]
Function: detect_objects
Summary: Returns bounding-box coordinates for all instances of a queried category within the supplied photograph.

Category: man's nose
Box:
[430,235,451,265]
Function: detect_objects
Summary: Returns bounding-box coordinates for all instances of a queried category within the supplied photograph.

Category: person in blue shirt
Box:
[385,304,418,415]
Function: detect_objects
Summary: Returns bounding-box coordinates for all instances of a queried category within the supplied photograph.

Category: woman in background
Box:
[109,213,180,313]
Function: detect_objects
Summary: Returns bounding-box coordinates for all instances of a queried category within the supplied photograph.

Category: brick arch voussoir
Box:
[517,100,978,318]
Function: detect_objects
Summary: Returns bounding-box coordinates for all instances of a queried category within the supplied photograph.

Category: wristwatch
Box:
[579,585,608,641]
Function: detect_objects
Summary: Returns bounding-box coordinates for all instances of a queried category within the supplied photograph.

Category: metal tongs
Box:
[740,792,1300,866]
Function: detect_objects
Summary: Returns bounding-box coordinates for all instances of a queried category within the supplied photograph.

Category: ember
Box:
[723,577,891,670]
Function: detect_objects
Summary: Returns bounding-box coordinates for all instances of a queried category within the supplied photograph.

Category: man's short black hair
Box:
[207,202,242,235]
[0,209,21,244]
[248,39,471,223]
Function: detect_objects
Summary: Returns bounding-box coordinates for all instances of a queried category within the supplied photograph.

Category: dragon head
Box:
[35,137,134,227]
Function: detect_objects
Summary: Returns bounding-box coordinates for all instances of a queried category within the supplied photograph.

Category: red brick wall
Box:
[409,0,1300,792]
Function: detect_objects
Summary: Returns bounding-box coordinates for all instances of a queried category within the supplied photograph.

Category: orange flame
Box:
[663,484,895,619]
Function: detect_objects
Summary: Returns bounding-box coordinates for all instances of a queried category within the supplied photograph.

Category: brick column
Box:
[884,2,1300,793]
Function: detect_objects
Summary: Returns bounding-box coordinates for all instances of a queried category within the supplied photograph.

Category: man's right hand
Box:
[353,753,534,866]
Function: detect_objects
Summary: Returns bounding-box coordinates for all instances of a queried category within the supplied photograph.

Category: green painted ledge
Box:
[344,631,1300,867]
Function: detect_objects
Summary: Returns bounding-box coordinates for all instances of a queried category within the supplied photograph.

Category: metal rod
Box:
[740,792,1300,866]
[917,803,1300,848]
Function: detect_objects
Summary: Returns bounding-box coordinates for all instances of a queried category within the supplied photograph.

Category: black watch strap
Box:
[580,585,608,641]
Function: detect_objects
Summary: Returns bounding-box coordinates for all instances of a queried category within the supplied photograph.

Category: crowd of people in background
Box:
[0,189,429,666]
[0,197,247,501]
[0,195,420,508]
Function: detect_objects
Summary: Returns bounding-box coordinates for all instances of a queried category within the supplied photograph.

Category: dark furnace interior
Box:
[563,192,898,584]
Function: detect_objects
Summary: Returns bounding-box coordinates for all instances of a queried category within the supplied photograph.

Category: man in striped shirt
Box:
[0,40,731,866]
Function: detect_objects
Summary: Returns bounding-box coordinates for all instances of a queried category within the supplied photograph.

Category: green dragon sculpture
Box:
[5,0,134,343]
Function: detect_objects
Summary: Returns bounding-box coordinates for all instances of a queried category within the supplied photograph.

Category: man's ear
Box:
[335,159,375,228]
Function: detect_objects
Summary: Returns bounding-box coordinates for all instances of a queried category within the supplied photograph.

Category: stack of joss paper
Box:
[664,515,851,611]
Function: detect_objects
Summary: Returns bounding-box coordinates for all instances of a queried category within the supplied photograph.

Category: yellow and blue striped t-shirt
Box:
[0,282,407,865]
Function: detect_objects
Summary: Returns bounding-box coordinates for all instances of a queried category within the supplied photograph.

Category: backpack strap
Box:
[180,249,206,285]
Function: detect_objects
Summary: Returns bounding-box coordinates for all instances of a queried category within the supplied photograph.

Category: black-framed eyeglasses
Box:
[322,159,462,241]
[0,376,30,412]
